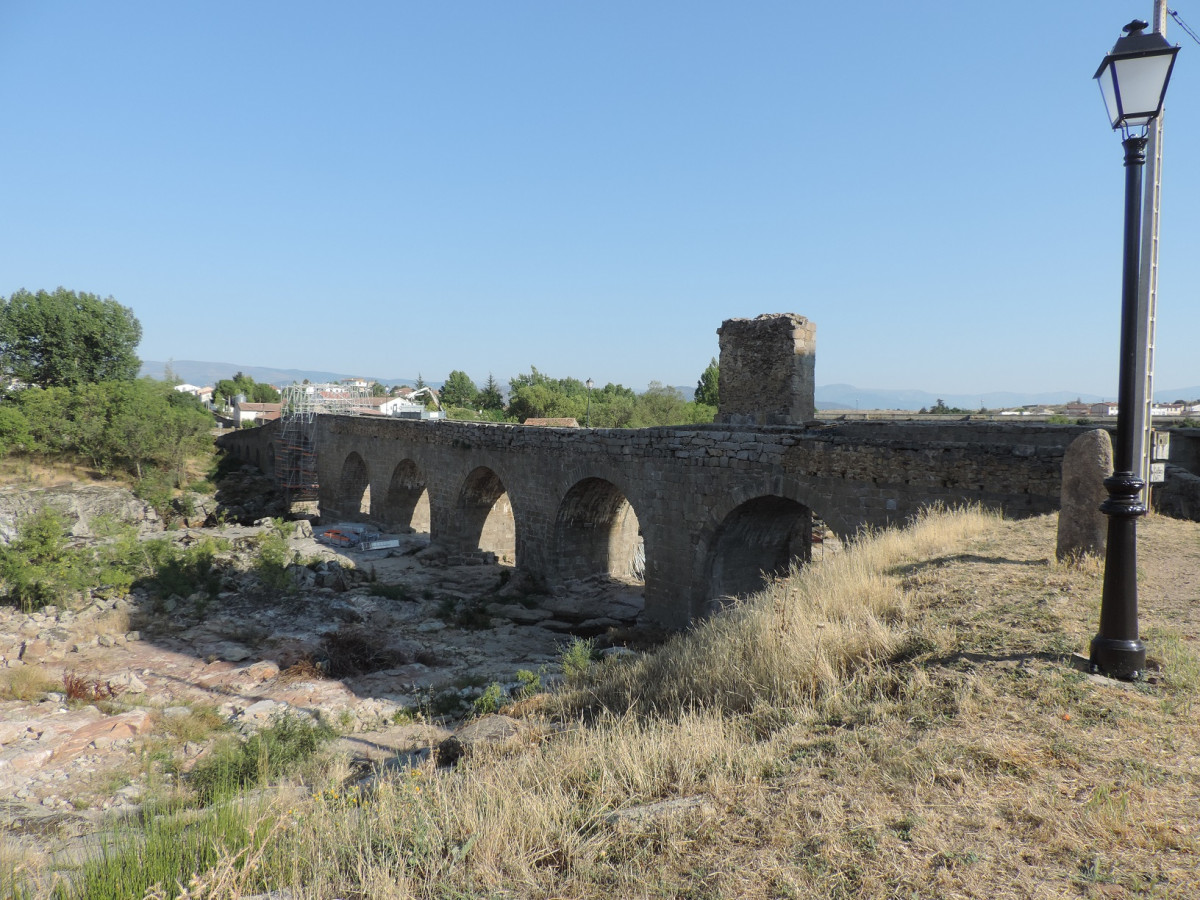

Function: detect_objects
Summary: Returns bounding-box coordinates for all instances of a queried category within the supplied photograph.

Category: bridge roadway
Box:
[219,416,1081,628]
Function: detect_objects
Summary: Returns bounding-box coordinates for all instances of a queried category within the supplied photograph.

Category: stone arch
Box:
[552,477,643,584]
[455,466,515,563]
[338,451,371,520]
[381,459,430,533]
[705,495,813,609]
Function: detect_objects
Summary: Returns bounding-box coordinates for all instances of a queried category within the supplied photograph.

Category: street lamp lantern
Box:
[1095,20,1179,135]
[585,378,595,428]
[1088,20,1179,681]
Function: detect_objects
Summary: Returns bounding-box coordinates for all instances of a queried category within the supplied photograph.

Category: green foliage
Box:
[560,637,596,683]
[253,526,296,592]
[58,798,276,900]
[473,682,505,715]
[135,536,227,599]
[468,407,511,423]
[441,370,478,409]
[514,668,541,699]
[6,378,213,482]
[506,367,716,428]
[0,508,233,612]
[921,399,972,415]
[477,373,505,410]
[0,509,89,612]
[189,711,336,805]
[0,404,31,454]
[0,287,142,388]
[134,470,176,521]
[694,357,719,406]
[214,371,280,406]
[635,382,690,427]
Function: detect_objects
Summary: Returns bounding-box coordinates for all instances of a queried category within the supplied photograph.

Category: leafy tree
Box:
[0,288,142,388]
[214,372,279,406]
[370,381,387,397]
[634,382,689,427]
[478,373,505,411]
[503,367,716,427]
[441,370,478,409]
[0,405,31,454]
[8,379,212,482]
[694,357,719,407]
[415,373,426,390]
[0,509,86,611]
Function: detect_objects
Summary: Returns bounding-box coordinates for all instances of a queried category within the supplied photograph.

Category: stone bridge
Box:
[219,415,1083,627]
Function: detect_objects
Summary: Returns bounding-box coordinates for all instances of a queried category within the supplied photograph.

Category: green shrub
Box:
[134,471,176,522]
[0,509,91,612]
[514,668,541,699]
[560,637,596,683]
[189,711,336,805]
[473,682,505,715]
[253,527,295,592]
[58,796,275,900]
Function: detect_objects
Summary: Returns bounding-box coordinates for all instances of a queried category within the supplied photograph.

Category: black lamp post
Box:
[585,378,595,427]
[1090,20,1179,680]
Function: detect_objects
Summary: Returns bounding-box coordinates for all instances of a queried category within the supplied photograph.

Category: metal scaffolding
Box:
[275,383,368,503]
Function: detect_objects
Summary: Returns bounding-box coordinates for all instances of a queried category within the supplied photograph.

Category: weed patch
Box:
[188,712,335,805]
[62,672,120,703]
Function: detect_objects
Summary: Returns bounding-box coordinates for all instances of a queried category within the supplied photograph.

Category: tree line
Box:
[437,358,720,427]
[1,288,213,485]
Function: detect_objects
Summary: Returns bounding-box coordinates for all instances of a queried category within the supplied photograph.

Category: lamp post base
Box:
[1089,634,1146,680]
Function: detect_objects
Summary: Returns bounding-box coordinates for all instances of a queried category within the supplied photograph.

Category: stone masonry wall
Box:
[220,417,1084,627]
[715,313,815,426]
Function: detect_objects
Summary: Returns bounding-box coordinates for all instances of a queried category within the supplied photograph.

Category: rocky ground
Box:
[0,479,656,864]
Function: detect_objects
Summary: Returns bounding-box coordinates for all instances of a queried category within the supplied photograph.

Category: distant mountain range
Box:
[140,360,421,389]
[141,360,1199,412]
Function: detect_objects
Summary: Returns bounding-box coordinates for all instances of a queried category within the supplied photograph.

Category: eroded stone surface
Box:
[1056,429,1113,562]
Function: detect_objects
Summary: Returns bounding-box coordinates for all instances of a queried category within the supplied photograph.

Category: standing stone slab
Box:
[1057,429,1113,562]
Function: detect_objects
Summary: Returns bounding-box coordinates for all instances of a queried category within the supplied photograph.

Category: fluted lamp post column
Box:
[585,378,595,428]
[1090,20,1179,680]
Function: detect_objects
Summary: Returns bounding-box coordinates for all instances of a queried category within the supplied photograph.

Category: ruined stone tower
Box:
[715,313,815,426]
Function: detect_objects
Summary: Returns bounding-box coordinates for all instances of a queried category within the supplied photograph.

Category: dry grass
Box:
[0,664,60,702]
[0,456,113,488]
[14,508,1200,899]
[562,506,999,718]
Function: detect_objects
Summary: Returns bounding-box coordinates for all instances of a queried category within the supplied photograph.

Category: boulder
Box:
[435,714,525,766]
[0,484,158,544]
[1154,464,1200,522]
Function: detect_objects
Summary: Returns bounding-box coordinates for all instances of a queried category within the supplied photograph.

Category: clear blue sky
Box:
[2,2,1198,396]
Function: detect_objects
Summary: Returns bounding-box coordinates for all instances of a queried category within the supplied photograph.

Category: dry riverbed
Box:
[0,518,652,862]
